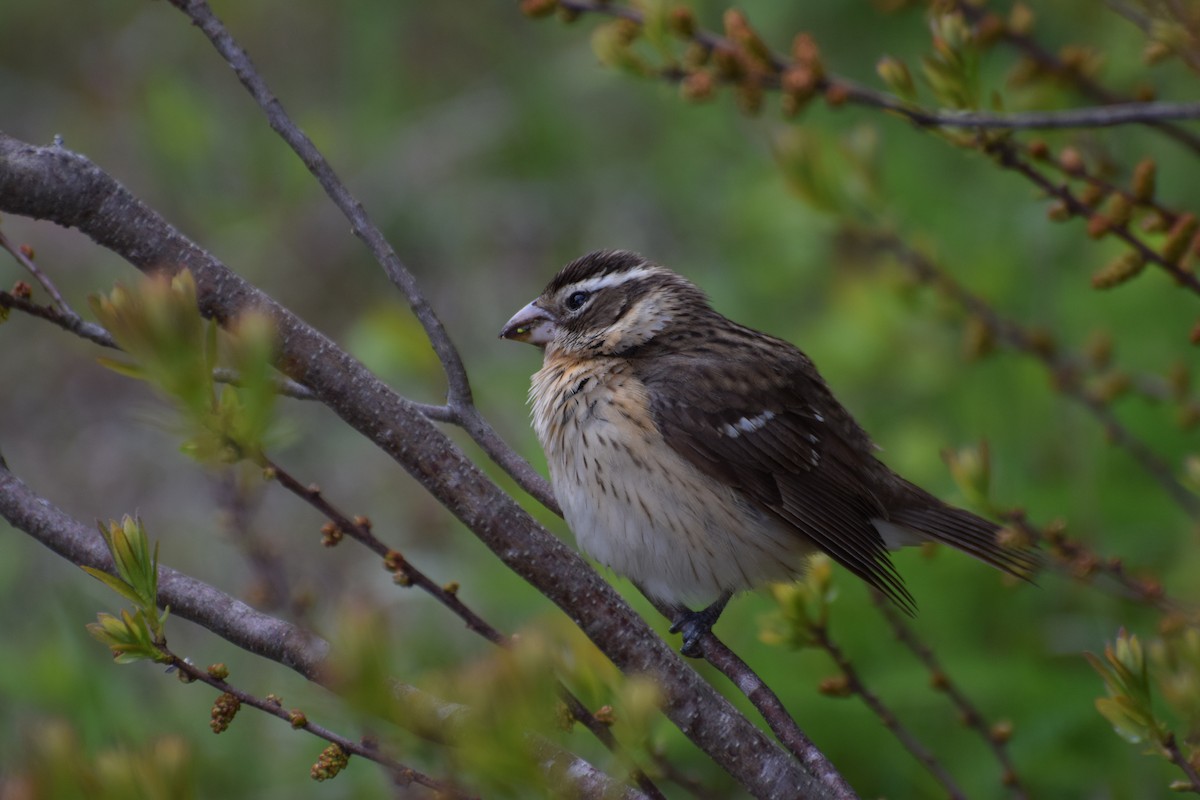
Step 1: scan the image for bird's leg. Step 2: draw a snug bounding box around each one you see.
[669,592,732,658]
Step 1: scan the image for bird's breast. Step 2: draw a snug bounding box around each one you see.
[529,356,811,605]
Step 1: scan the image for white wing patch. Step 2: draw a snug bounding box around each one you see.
[721,410,776,438]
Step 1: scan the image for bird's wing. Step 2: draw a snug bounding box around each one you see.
[640,348,915,611]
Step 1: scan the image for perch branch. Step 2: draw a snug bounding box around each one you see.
[0,132,834,799]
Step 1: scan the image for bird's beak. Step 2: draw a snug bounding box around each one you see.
[500,301,557,346]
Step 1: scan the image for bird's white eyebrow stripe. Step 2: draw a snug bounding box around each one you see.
[565,266,662,296]
[721,410,776,438]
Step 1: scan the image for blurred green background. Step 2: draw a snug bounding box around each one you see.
[1,1,1198,797]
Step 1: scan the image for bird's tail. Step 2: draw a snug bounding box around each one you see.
[887,501,1040,580]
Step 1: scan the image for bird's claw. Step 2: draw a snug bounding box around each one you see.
[670,613,711,658]
[669,594,730,658]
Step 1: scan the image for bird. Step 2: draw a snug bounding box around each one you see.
[500,249,1037,657]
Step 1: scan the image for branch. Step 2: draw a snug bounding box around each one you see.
[0,460,330,679]
[555,1,1200,130]
[953,0,1200,154]
[263,457,509,645]
[261,457,665,797]
[877,99,1200,131]
[645,596,858,800]
[167,656,467,796]
[846,227,1200,518]
[164,0,471,406]
[0,460,651,800]
[165,0,557,512]
[1163,731,1200,794]
[0,289,118,348]
[810,621,967,800]
[0,132,832,799]
[871,594,1028,797]
[0,225,74,314]
[984,139,1200,296]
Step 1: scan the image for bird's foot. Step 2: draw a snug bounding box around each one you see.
[669,593,731,658]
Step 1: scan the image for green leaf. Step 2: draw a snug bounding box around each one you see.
[86,609,168,664]
[81,566,144,607]
[1095,696,1153,744]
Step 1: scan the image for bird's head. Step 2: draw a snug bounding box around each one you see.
[500,250,711,357]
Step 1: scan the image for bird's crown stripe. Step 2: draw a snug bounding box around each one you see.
[565,266,662,296]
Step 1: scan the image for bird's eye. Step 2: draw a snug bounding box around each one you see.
[565,291,591,311]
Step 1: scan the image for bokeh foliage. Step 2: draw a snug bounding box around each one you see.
[2,0,1199,797]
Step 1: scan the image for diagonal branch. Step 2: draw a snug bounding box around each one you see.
[261,457,667,798]
[165,0,471,408]
[0,461,651,800]
[0,132,834,799]
[165,0,557,513]
[0,226,75,315]
[871,593,1028,798]
[644,595,858,799]
[810,620,967,800]
[847,228,1200,518]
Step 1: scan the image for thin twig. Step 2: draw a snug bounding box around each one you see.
[848,228,1200,518]
[556,1,1200,130]
[0,289,320,401]
[167,0,558,513]
[871,593,1028,798]
[1007,511,1188,615]
[263,456,509,643]
[0,290,118,348]
[984,139,1200,296]
[647,748,725,800]
[0,226,75,315]
[1022,140,1182,227]
[212,471,295,614]
[687,625,859,800]
[0,461,653,800]
[955,0,1200,155]
[882,99,1200,131]
[261,457,668,799]
[1162,731,1200,794]
[165,652,469,796]
[1109,0,1200,76]
[810,621,967,800]
[210,367,317,400]
[165,0,471,409]
[557,690,668,800]
[455,407,561,513]
[0,240,318,397]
